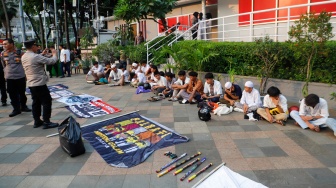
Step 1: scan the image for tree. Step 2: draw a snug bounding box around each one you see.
[114,0,177,31]
[288,11,334,96]
[0,0,18,38]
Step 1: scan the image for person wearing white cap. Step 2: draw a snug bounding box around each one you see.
[201,72,222,102]
[220,81,242,106]
[131,62,141,74]
[234,81,261,113]
[108,64,125,86]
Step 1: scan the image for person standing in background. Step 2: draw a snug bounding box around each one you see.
[197,12,206,40]
[134,31,145,45]
[59,45,71,78]
[205,13,213,40]
[191,12,199,39]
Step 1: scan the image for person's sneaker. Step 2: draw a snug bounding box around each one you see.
[21,106,32,112]
[33,120,44,128]
[234,108,244,112]
[42,122,59,129]
[2,102,7,106]
[179,99,189,104]
[9,110,21,117]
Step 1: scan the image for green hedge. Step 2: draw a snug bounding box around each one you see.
[169,40,336,84]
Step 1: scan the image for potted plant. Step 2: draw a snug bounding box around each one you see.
[81,58,91,74]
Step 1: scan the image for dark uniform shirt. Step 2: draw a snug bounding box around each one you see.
[225,84,242,99]
[1,51,26,79]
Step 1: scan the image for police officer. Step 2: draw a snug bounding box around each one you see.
[21,39,59,129]
[1,38,31,117]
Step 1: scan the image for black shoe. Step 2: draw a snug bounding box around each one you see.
[2,102,7,106]
[21,106,32,112]
[67,75,71,77]
[42,122,59,129]
[9,111,21,117]
[244,114,249,119]
[60,76,65,78]
[33,120,44,128]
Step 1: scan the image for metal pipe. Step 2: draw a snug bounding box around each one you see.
[19,0,26,42]
[43,0,48,48]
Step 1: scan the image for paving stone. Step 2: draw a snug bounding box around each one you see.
[0,144,24,153]
[192,133,213,141]
[29,162,63,176]
[15,144,42,153]
[1,153,31,164]
[42,175,75,188]
[254,169,315,186]
[253,138,277,147]
[68,175,99,188]
[96,175,125,188]
[224,126,244,132]
[150,173,177,188]
[53,162,84,175]
[236,170,260,182]
[122,174,150,188]
[233,139,257,148]
[240,125,262,132]
[239,148,266,158]
[304,168,336,184]
[16,176,50,188]
[174,117,189,122]
[0,176,26,188]
[315,154,336,167]
[260,146,288,157]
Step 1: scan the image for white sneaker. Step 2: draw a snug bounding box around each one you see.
[234,108,244,112]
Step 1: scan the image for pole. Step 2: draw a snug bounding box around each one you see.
[96,0,99,45]
[19,0,26,42]
[43,0,48,48]
[54,0,59,51]
[77,0,80,49]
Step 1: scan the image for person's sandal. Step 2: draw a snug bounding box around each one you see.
[276,120,286,126]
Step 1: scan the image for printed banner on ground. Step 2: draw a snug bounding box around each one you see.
[56,94,101,106]
[26,84,69,94]
[81,112,189,168]
[50,90,74,99]
[66,100,121,118]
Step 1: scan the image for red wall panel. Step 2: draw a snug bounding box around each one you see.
[253,0,276,24]
[178,15,190,31]
[311,0,336,15]
[167,17,177,29]
[278,0,308,20]
[239,0,252,25]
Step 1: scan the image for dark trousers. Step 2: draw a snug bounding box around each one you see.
[207,97,220,103]
[192,30,198,39]
[0,71,7,103]
[29,85,52,122]
[7,77,27,111]
[60,61,71,76]
[47,63,59,77]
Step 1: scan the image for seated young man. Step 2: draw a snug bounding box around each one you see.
[201,72,223,102]
[86,61,104,81]
[257,86,288,126]
[104,61,112,79]
[120,64,130,83]
[221,81,242,106]
[140,60,151,75]
[290,94,336,134]
[130,72,147,88]
[161,72,175,97]
[147,65,158,86]
[130,62,141,73]
[234,81,262,113]
[169,70,190,102]
[108,64,125,86]
[151,71,168,95]
[179,71,203,104]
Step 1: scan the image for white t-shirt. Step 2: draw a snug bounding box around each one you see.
[154,76,168,87]
[203,80,223,97]
[240,88,262,107]
[132,66,141,74]
[87,65,104,76]
[299,98,329,118]
[109,69,123,80]
[123,70,130,81]
[137,72,147,83]
[60,49,70,62]
[174,77,190,85]
[141,64,150,74]
[263,94,288,112]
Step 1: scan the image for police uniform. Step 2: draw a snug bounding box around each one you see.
[21,39,59,129]
[1,46,31,117]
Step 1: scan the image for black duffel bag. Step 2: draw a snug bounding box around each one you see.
[58,116,85,157]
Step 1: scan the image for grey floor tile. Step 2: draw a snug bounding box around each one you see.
[1,153,32,164]
[150,173,177,188]
[234,139,257,148]
[42,175,75,188]
[239,147,265,158]
[0,153,11,162]
[241,125,262,132]
[68,175,100,188]
[253,138,277,147]
[83,143,95,153]
[254,169,315,186]
[221,120,239,126]
[236,170,260,182]
[0,144,24,153]
[260,146,288,157]
[174,117,189,122]
[207,125,227,132]
[53,162,84,175]
[304,168,336,184]
[122,174,150,188]
[236,120,257,126]
[64,152,91,163]
[192,133,213,141]
[96,175,125,188]
[15,144,42,153]
[224,126,244,132]
[16,176,50,188]
[0,176,26,188]
[44,147,70,163]
[29,162,63,176]
[257,124,278,131]
[6,125,57,137]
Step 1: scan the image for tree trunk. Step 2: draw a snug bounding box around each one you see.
[25,11,41,43]
[64,0,70,49]
[259,76,268,95]
[38,13,45,49]
[66,0,77,49]
[59,11,63,45]
[1,0,11,38]
[159,17,168,31]
[80,9,85,29]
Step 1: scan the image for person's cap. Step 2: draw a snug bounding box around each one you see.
[245,81,254,88]
[225,82,232,89]
[23,39,36,47]
[132,63,137,67]
[111,64,116,69]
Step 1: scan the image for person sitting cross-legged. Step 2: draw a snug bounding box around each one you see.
[161,72,176,98]
[179,71,203,104]
[290,93,336,134]
[201,72,222,102]
[257,86,288,126]
[86,61,104,81]
[220,81,242,106]
[130,72,147,88]
[234,81,262,114]
[108,64,125,86]
[151,71,168,95]
[169,70,190,102]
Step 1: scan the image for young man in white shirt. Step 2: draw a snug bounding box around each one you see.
[108,64,125,86]
[140,60,151,75]
[169,70,190,102]
[161,72,175,97]
[201,72,223,102]
[120,64,130,83]
[257,86,288,126]
[86,61,104,81]
[234,81,262,114]
[131,62,141,74]
[130,72,146,88]
[152,71,167,95]
[290,94,336,135]
[59,45,71,78]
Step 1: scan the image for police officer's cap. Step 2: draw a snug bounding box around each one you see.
[23,39,36,48]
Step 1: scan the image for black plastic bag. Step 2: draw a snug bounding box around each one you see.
[58,116,85,157]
